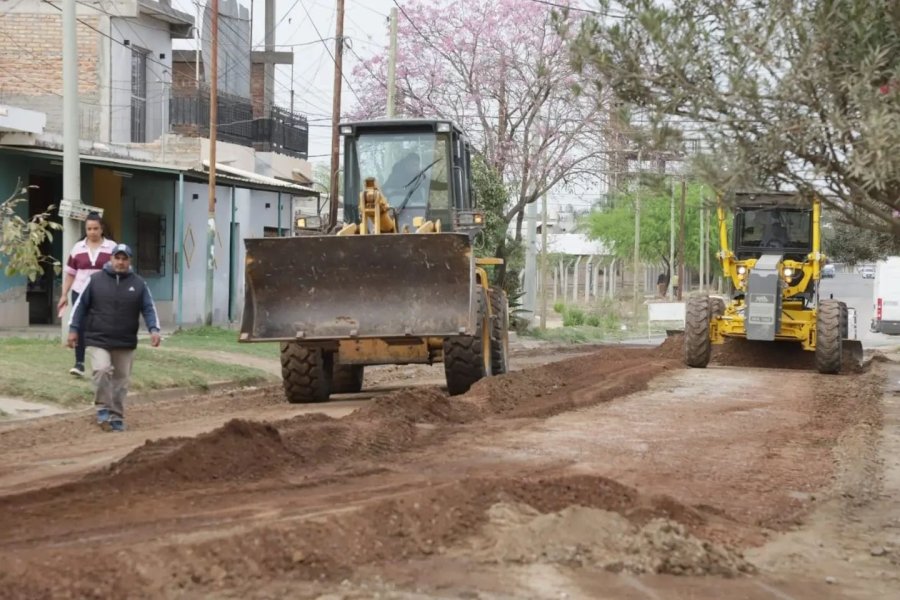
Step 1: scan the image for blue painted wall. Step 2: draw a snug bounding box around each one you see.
[120,174,175,301]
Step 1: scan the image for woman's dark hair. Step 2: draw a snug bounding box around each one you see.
[82,212,104,240]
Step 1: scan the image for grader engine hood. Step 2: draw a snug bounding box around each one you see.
[239,234,475,341]
[745,254,784,341]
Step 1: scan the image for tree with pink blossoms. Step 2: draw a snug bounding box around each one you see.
[349,0,609,248]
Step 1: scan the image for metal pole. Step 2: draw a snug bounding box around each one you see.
[205,0,219,326]
[699,199,704,292]
[195,3,201,88]
[678,178,686,301]
[523,199,537,323]
[277,191,282,234]
[329,0,345,229]
[632,150,641,311]
[386,7,398,117]
[176,173,184,328]
[669,177,675,299]
[540,193,549,330]
[264,0,276,111]
[61,0,81,342]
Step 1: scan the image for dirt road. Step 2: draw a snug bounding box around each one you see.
[0,341,898,599]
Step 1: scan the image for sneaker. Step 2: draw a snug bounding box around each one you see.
[69,363,85,378]
[107,420,126,433]
[96,408,109,426]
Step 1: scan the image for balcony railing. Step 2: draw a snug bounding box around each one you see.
[169,90,309,160]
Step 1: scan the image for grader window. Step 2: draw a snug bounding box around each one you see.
[737,208,812,251]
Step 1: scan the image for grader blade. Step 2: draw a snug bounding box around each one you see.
[842,340,864,368]
[240,233,475,341]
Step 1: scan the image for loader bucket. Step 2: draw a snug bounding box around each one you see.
[240,233,475,341]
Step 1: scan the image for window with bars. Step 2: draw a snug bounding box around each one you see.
[131,48,148,143]
[136,212,166,276]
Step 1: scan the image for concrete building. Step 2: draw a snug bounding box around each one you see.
[0,0,317,329]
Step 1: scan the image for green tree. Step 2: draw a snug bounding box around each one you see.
[582,181,718,274]
[0,182,61,281]
[566,0,900,239]
[471,153,524,299]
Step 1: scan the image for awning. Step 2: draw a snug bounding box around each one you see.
[0,146,319,197]
[197,160,319,197]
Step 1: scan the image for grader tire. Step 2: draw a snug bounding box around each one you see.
[489,286,510,375]
[816,300,843,374]
[280,343,332,403]
[838,301,849,339]
[684,296,713,368]
[332,363,364,394]
[444,288,491,395]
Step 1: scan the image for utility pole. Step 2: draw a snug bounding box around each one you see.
[205,0,219,326]
[699,198,705,292]
[523,200,538,324]
[60,0,81,342]
[329,0,345,228]
[678,178,686,301]
[540,194,549,330]
[632,150,641,312]
[669,177,675,299]
[386,7,398,117]
[264,0,276,112]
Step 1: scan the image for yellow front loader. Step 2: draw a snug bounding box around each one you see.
[684,192,861,374]
[240,119,509,402]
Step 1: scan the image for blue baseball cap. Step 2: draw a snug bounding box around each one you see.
[112,243,133,257]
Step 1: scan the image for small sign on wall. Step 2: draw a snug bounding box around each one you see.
[58,200,104,221]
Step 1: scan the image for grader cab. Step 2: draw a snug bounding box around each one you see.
[684,192,861,373]
[239,119,509,402]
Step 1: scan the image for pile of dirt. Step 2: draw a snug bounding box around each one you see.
[660,333,865,373]
[99,419,295,486]
[351,386,480,424]
[93,474,729,591]
[470,502,754,576]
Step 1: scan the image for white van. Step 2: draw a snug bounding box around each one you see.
[871,256,900,335]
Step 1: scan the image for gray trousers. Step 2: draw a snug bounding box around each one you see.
[86,347,135,420]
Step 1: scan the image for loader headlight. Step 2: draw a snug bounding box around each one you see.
[783,267,794,277]
[737,266,747,275]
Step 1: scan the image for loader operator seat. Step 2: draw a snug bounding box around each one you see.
[383,153,420,192]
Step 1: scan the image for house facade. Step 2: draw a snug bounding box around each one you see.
[0,0,317,328]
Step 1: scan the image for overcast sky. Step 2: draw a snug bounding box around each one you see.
[172,0,396,164]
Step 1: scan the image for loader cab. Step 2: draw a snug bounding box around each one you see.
[732,193,814,262]
[340,119,476,232]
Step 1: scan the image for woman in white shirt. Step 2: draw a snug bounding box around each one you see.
[57,212,117,377]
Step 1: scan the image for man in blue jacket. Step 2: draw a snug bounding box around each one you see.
[68,243,161,431]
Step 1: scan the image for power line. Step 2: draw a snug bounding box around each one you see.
[297,0,361,105]
[522,0,632,19]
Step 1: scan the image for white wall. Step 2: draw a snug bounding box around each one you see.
[175,183,292,326]
[109,14,173,144]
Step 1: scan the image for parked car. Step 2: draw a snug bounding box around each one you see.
[861,266,876,279]
[822,263,835,278]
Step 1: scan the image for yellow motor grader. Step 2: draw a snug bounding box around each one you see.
[684,191,861,373]
[239,119,509,402]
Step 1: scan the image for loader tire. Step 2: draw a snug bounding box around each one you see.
[332,363,364,394]
[816,300,843,374]
[280,343,332,403]
[489,286,509,375]
[444,288,491,395]
[684,295,712,368]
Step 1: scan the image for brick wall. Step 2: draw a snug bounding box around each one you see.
[0,14,102,137]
